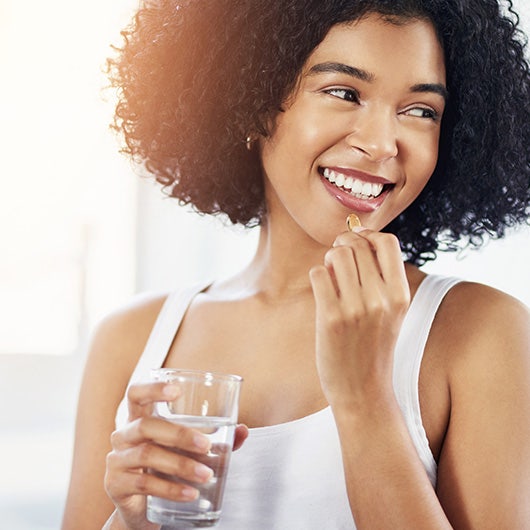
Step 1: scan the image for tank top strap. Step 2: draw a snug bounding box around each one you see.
[128,280,212,383]
[392,274,462,484]
[115,279,211,428]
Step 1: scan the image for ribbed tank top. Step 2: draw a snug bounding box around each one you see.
[115,274,461,529]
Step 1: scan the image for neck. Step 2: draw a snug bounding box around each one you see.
[237,216,329,300]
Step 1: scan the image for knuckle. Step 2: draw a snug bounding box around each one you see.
[137,442,154,464]
[324,311,347,333]
[105,451,118,478]
[343,307,362,324]
[105,449,117,470]
[392,291,410,312]
[134,472,150,494]
[309,264,327,279]
[326,246,351,262]
[103,464,119,495]
[134,417,150,438]
[126,383,141,401]
[103,470,114,496]
[167,422,187,445]
[350,235,369,248]
[110,429,122,447]
[364,296,388,317]
[334,233,352,246]
[379,232,400,248]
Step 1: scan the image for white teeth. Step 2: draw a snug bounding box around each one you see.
[322,168,386,199]
[361,182,372,196]
[372,183,383,196]
[351,179,363,194]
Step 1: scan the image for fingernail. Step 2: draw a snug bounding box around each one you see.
[351,226,366,233]
[195,463,214,481]
[181,486,199,500]
[163,384,179,398]
[193,434,211,451]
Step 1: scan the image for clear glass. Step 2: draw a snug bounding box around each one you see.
[147,369,242,528]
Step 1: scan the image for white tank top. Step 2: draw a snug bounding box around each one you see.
[116,274,460,529]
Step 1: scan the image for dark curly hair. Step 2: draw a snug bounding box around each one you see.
[107,0,530,265]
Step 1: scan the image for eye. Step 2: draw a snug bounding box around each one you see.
[403,106,440,121]
[323,88,360,103]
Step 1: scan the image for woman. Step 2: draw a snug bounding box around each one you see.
[62,0,530,528]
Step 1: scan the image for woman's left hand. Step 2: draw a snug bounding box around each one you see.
[309,227,410,409]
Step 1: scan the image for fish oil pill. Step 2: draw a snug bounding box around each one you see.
[346,213,361,231]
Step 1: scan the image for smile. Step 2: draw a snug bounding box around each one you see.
[322,168,387,199]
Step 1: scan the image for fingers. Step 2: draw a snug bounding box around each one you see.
[332,228,407,287]
[105,465,201,504]
[107,442,213,486]
[314,227,410,317]
[126,382,180,421]
[233,424,249,451]
[105,416,215,506]
[111,415,211,454]
[310,264,339,310]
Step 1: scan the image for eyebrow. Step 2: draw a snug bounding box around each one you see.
[410,83,449,101]
[307,61,449,101]
[308,62,375,82]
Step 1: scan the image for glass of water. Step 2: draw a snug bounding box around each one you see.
[147,368,242,528]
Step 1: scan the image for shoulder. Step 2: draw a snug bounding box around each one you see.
[432,281,530,525]
[93,291,169,352]
[436,280,529,358]
[431,278,530,399]
[91,292,169,360]
[84,292,170,396]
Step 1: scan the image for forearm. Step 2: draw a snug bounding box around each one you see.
[333,398,452,530]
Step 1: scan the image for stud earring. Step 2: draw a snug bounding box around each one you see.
[245,135,254,151]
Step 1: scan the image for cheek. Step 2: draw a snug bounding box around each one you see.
[262,104,338,168]
[261,135,315,188]
[403,131,440,187]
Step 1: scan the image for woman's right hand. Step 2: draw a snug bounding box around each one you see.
[103,382,215,530]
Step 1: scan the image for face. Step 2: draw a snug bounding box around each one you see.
[260,14,447,246]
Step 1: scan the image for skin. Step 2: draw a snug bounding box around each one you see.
[62,15,530,530]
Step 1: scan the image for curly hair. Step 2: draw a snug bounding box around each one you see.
[107,0,530,265]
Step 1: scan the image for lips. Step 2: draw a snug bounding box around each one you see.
[319,166,394,212]
[321,167,392,199]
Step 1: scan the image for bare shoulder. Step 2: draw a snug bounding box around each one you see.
[93,292,169,358]
[432,281,530,527]
[431,280,530,395]
[86,291,170,391]
[434,281,530,367]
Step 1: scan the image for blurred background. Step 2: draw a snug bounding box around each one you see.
[0,1,529,528]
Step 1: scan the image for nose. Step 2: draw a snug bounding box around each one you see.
[345,106,398,162]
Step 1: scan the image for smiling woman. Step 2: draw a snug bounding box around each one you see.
[62,1,530,529]
[260,17,446,245]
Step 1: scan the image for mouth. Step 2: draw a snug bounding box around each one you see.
[320,167,394,200]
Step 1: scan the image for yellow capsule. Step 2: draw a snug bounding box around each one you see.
[346,213,361,231]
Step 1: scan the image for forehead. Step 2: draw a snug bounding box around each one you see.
[304,14,446,83]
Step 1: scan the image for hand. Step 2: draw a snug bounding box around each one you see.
[104,382,248,530]
[309,228,410,410]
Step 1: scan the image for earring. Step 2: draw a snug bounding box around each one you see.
[245,135,253,151]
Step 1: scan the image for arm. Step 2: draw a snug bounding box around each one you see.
[310,228,453,529]
[61,295,167,530]
[309,229,530,529]
[434,284,530,528]
[61,294,250,530]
